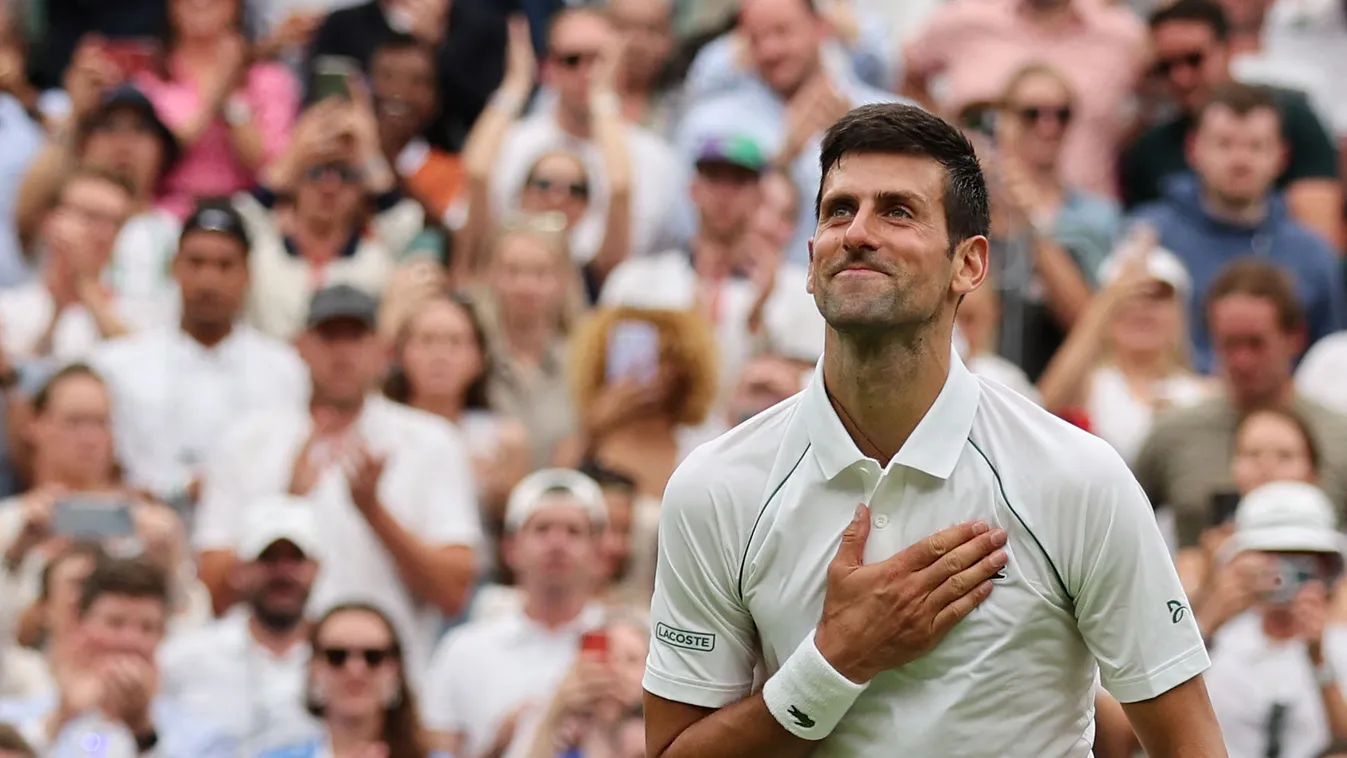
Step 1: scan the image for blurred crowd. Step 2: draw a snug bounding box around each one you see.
[0,0,1343,756]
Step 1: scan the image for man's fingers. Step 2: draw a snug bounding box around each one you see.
[829,504,871,574]
[926,547,1008,609]
[896,521,997,572]
[930,579,994,635]
[916,528,1007,592]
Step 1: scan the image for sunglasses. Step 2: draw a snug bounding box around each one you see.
[304,163,361,183]
[320,646,398,668]
[527,176,589,199]
[1151,50,1206,78]
[1014,106,1073,126]
[552,50,600,69]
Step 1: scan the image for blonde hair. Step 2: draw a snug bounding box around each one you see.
[474,217,587,340]
[998,62,1077,108]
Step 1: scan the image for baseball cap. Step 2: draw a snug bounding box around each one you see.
[238,494,324,562]
[306,283,379,330]
[86,84,180,169]
[504,468,608,533]
[1226,481,1347,558]
[181,199,250,250]
[695,134,768,175]
[1097,245,1192,297]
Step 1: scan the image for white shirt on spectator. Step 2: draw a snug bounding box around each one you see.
[1296,331,1347,414]
[89,324,308,499]
[158,607,318,754]
[421,604,605,758]
[1086,365,1213,466]
[110,209,182,327]
[487,112,688,264]
[965,352,1040,405]
[0,283,132,363]
[1258,0,1347,136]
[1206,613,1347,758]
[644,351,1208,756]
[194,395,480,675]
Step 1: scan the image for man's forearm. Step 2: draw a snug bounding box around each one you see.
[649,692,815,758]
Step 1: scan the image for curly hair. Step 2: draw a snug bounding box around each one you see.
[568,307,719,428]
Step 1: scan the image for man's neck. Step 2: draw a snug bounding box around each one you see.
[500,310,551,365]
[248,615,309,657]
[1202,188,1268,226]
[294,215,345,252]
[311,395,366,427]
[329,712,384,755]
[180,317,234,349]
[522,589,590,629]
[31,465,112,493]
[556,104,592,140]
[822,326,953,466]
[410,391,463,423]
[1231,380,1295,414]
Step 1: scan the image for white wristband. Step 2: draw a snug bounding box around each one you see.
[763,630,869,741]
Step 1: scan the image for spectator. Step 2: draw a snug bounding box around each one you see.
[721,353,813,430]
[0,556,234,756]
[0,724,32,758]
[34,1,164,93]
[1120,0,1341,247]
[7,543,105,672]
[135,0,299,221]
[383,294,532,530]
[981,63,1122,379]
[260,602,448,758]
[0,3,44,289]
[307,0,507,152]
[1194,482,1347,758]
[675,0,896,265]
[1253,0,1347,151]
[901,0,1145,199]
[608,0,677,135]
[1133,259,1347,549]
[1130,82,1343,373]
[1038,236,1212,463]
[599,139,821,406]
[239,97,423,341]
[89,199,308,508]
[159,498,322,753]
[0,168,134,363]
[488,9,681,280]
[577,461,641,609]
[423,469,607,757]
[955,278,1041,404]
[194,284,480,675]
[1297,324,1347,415]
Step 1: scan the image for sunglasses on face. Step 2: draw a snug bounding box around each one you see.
[320,646,398,669]
[1014,105,1072,126]
[1151,50,1206,78]
[304,163,361,183]
[552,50,600,69]
[527,176,589,200]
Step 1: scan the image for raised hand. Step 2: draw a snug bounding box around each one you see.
[814,505,1007,683]
[502,15,537,95]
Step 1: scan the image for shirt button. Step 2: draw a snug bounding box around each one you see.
[873,514,889,529]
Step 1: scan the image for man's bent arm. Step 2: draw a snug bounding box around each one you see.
[1119,676,1226,758]
[644,691,815,758]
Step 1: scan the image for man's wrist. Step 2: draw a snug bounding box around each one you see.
[812,626,869,685]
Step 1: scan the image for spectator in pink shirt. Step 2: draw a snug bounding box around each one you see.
[136,0,299,221]
[901,0,1146,199]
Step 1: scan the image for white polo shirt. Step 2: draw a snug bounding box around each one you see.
[644,352,1209,757]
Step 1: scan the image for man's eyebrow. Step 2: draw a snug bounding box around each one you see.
[875,190,924,208]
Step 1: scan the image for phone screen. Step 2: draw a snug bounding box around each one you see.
[605,320,660,385]
[311,56,359,101]
[101,40,159,79]
[1209,492,1241,528]
[53,498,135,539]
[580,630,609,659]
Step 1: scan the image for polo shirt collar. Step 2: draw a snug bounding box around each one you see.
[802,348,982,481]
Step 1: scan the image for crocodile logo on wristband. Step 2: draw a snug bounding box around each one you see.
[788,706,816,729]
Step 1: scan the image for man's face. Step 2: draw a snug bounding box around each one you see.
[598,488,634,583]
[489,233,566,326]
[82,108,165,200]
[241,540,317,631]
[298,319,383,407]
[1151,20,1229,113]
[691,162,762,243]
[33,375,115,482]
[609,0,673,84]
[809,152,985,336]
[544,12,618,117]
[370,45,437,147]
[173,230,249,328]
[46,177,132,269]
[507,498,599,592]
[1209,294,1301,407]
[740,0,822,97]
[80,594,167,662]
[1190,105,1284,206]
[295,160,364,226]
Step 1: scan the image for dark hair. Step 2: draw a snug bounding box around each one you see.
[77,556,171,618]
[1198,81,1280,124]
[307,603,428,758]
[1148,0,1230,41]
[1205,258,1305,335]
[1234,406,1322,473]
[31,363,105,415]
[383,293,491,411]
[0,723,35,757]
[816,103,990,250]
[578,459,637,494]
[373,30,436,61]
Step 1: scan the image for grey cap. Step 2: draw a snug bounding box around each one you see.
[306,284,378,330]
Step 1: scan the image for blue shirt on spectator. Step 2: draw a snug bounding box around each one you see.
[0,94,43,288]
[258,735,456,758]
[0,692,236,757]
[1129,172,1345,373]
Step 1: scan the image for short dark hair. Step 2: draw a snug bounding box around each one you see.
[0,723,35,757]
[578,459,638,493]
[1205,258,1305,334]
[1148,0,1230,41]
[816,103,990,250]
[1198,81,1280,124]
[77,556,171,618]
[31,363,105,415]
[372,31,438,73]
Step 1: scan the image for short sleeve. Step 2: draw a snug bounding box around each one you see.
[643,462,759,709]
[1280,92,1339,183]
[414,422,481,547]
[1067,454,1210,703]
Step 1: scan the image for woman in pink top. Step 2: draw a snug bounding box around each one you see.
[136,0,298,220]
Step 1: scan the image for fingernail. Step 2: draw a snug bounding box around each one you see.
[971,521,988,535]
[990,529,1007,546]
[992,550,1007,566]
[854,504,865,520]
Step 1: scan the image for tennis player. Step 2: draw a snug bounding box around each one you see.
[642,104,1226,757]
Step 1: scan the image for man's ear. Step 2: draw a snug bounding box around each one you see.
[951,235,989,298]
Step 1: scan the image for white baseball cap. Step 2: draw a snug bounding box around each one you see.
[1226,481,1347,558]
[1097,245,1192,298]
[505,468,608,533]
[238,494,324,562]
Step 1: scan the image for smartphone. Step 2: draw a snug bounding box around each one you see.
[311,56,360,102]
[605,320,660,385]
[1266,555,1320,605]
[100,39,159,79]
[1209,492,1241,527]
[580,630,609,660]
[52,497,135,540]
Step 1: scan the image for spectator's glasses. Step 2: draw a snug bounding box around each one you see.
[304,162,362,184]
[1013,105,1072,127]
[552,50,601,69]
[319,646,399,668]
[1151,50,1206,78]
[527,176,590,200]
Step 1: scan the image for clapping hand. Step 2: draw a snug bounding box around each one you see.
[341,438,387,515]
